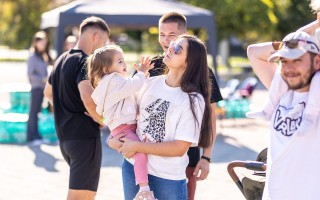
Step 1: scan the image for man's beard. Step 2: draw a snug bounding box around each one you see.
[283,63,316,90]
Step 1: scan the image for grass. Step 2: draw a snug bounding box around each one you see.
[0,58,27,62]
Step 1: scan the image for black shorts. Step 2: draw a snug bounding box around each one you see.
[60,138,102,191]
[187,147,200,167]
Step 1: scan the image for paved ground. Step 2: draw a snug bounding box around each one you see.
[0,61,270,199]
[0,118,269,200]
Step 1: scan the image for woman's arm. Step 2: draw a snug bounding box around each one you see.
[119,139,191,158]
[44,82,53,105]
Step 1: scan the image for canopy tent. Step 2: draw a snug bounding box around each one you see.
[41,0,219,77]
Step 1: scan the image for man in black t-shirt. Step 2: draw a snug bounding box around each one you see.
[44,16,110,200]
[151,12,223,200]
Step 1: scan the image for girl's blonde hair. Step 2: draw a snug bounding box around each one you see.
[310,0,320,12]
[87,45,123,88]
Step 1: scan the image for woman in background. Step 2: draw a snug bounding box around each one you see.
[26,31,53,145]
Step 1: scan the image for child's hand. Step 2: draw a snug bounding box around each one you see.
[134,56,155,76]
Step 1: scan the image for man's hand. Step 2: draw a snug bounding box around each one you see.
[194,158,210,181]
[84,112,104,128]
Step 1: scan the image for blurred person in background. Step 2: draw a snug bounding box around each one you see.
[26,31,53,146]
[63,35,77,52]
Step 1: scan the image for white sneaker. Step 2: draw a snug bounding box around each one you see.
[134,191,157,200]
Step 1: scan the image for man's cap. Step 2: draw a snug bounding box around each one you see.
[268,31,320,62]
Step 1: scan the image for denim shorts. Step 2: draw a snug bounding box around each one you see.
[122,159,187,200]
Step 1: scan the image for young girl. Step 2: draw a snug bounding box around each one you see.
[87,45,156,200]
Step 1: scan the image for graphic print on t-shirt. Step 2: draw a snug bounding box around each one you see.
[140,98,170,143]
[273,102,305,136]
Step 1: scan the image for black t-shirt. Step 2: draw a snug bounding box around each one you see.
[149,54,223,103]
[48,49,100,141]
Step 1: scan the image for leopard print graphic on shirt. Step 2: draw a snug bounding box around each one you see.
[141,98,170,143]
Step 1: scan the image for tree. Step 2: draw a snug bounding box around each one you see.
[180,0,314,44]
[0,0,59,49]
[276,0,315,39]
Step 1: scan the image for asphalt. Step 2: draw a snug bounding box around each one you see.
[0,60,270,200]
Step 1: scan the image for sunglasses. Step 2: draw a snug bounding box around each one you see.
[169,41,183,54]
[35,37,45,42]
[272,39,320,51]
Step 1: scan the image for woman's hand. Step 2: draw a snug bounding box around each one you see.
[107,133,126,150]
[118,138,137,158]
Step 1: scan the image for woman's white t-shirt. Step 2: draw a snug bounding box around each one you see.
[134,75,205,180]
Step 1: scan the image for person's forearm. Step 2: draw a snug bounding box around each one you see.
[132,140,191,157]
[78,80,104,124]
[247,42,277,88]
[46,97,53,106]
[84,99,103,123]
[44,82,53,105]
[202,103,217,158]
[297,19,319,35]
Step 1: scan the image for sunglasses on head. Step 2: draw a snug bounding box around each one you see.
[35,37,45,42]
[169,41,183,54]
[272,39,320,51]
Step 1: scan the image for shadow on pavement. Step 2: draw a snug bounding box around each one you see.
[212,134,260,163]
[28,145,60,172]
[22,120,264,168]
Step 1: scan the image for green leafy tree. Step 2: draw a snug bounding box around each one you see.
[180,0,314,43]
[275,0,315,39]
[0,0,56,49]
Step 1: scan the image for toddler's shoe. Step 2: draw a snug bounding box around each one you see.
[134,191,157,200]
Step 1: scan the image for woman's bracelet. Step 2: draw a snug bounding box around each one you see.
[201,155,211,163]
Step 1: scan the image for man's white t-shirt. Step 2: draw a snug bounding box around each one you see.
[133,75,205,180]
[263,90,320,200]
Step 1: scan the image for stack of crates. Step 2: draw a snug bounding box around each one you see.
[217,99,250,119]
[0,83,57,143]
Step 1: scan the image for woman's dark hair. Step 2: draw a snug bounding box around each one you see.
[179,35,213,148]
[30,31,53,65]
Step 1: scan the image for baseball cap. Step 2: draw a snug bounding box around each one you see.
[268,31,320,62]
